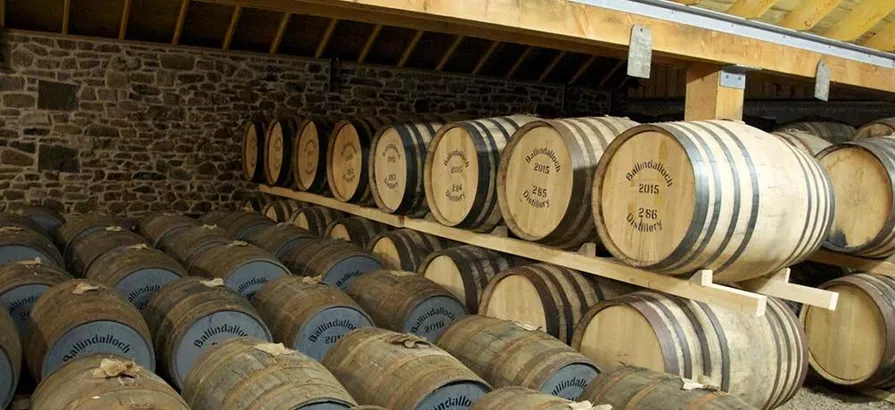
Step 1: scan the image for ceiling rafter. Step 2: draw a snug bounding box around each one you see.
[314,18,339,59]
[62,0,71,34]
[472,40,500,75]
[777,0,842,31]
[436,35,464,71]
[172,0,191,45]
[358,24,383,63]
[397,29,424,68]
[269,12,291,54]
[118,0,132,40]
[568,54,597,85]
[598,60,626,88]
[222,5,242,50]
[0,0,5,28]
[538,50,566,82]
[863,20,895,51]
[824,0,895,41]
[505,46,532,79]
[726,0,777,18]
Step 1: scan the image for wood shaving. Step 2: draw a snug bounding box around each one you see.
[255,343,292,357]
[73,283,101,294]
[513,321,541,331]
[388,270,417,277]
[17,258,42,266]
[568,402,611,410]
[301,276,323,284]
[386,334,431,349]
[104,226,123,232]
[92,358,138,379]
[681,377,719,392]
[0,227,24,232]
[127,243,150,250]
[201,278,225,287]
[228,240,249,247]
[201,224,218,229]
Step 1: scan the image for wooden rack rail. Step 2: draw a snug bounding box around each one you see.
[260,185,840,317]
[810,249,895,278]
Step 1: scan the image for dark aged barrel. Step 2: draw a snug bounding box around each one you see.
[85,244,186,311]
[184,337,357,410]
[800,274,895,388]
[370,120,446,216]
[16,205,65,237]
[817,136,895,258]
[281,238,382,290]
[775,121,857,143]
[498,117,639,249]
[772,130,832,156]
[55,214,130,256]
[242,119,266,183]
[67,227,147,276]
[0,309,20,410]
[241,195,265,212]
[294,117,337,193]
[25,279,155,381]
[857,117,895,139]
[189,241,290,299]
[264,116,298,187]
[160,224,231,269]
[325,216,390,248]
[328,116,406,204]
[220,211,276,240]
[581,366,755,410]
[262,199,305,222]
[479,264,633,344]
[368,229,448,272]
[321,328,490,409]
[144,277,272,390]
[31,354,190,410]
[593,120,834,283]
[0,212,47,237]
[0,226,64,267]
[137,213,199,248]
[572,292,806,410]
[346,270,466,342]
[420,245,525,314]
[198,211,231,225]
[437,315,599,400]
[253,276,374,361]
[0,260,71,335]
[246,222,316,259]
[425,115,539,232]
[471,387,595,410]
[293,206,345,236]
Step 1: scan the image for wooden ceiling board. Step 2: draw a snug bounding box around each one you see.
[6,0,65,32]
[179,1,234,48]
[276,14,332,57]
[69,0,126,38]
[126,0,182,42]
[229,7,282,52]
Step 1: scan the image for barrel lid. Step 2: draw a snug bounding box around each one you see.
[372,127,409,212]
[421,255,465,303]
[328,122,364,202]
[426,124,480,226]
[296,121,321,190]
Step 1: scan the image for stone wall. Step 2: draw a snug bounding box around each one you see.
[0,31,610,215]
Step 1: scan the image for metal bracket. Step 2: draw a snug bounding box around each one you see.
[627,25,652,79]
[718,64,760,90]
[814,60,830,101]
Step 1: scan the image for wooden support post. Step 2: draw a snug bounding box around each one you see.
[357,24,382,63]
[269,12,291,54]
[436,35,464,71]
[314,18,339,59]
[538,50,566,82]
[397,30,424,68]
[118,0,132,40]
[684,63,745,121]
[569,54,597,85]
[472,41,499,75]
[62,0,71,34]
[505,46,532,79]
[173,0,190,45]
[222,6,242,50]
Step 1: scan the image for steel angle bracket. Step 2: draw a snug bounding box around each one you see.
[719,64,760,90]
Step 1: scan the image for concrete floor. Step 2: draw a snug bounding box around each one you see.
[779,383,895,410]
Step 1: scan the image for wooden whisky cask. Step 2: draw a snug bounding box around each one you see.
[346,270,466,342]
[55,214,130,256]
[264,116,298,187]
[370,120,446,216]
[253,276,374,361]
[0,226,64,268]
[498,117,638,249]
[857,117,895,139]
[221,211,276,240]
[66,227,147,276]
[800,273,895,388]
[160,224,232,269]
[144,277,272,390]
[368,229,447,272]
[85,244,186,311]
[479,263,631,344]
[816,136,895,258]
[326,117,391,204]
[775,121,857,143]
[198,211,231,225]
[0,309,20,410]
[137,213,199,248]
[294,117,337,193]
[246,222,316,259]
[437,315,599,400]
[593,120,834,283]
[281,238,382,289]
[771,130,832,156]
[425,115,539,232]
[325,216,390,248]
[321,328,490,409]
[184,337,356,410]
[242,119,266,183]
[293,206,346,236]
[0,212,47,237]
[581,366,755,410]
[572,291,806,410]
[189,240,290,299]
[17,205,65,238]
[0,260,71,335]
[25,279,155,381]
[471,387,594,410]
[31,355,190,410]
[420,245,525,314]
[241,195,265,212]
[786,261,851,313]
[262,199,305,222]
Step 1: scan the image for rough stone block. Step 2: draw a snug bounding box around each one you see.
[38,144,80,172]
[37,81,78,110]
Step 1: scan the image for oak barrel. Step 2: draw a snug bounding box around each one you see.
[0,309,20,410]
[420,245,524,314]
[325,216,390,248]
[293,206,345,236]
[25,279,155,381]
[857,117,895,139]
[66,226,147,276]
[800,273,895,388]
[593,121,834,283]
[425,115,539,232]
[210,210,276,240]
[580,366,754,410]
[816,136,895,258]
[368,228,448,272]
[264,116,298,186]
[0,226,64,268]
[786,262,851,313]
[775,121,857,143]
[189,240,290,299]
[370,121,446,216]
[572,291,806,409]
[498,117,639,248]
[328,116,404,204]
[437,315,599,400]
[470,387,595,410]
[16,205,65,237]
[262,199,305,222]
[198,211,231,225]
[31,355,190,410]
[321,328,490,409]
[771,130,832,156]
[144,277,272,389]
[294,117,337,193]
[253,276,374,361]
[246,222,316,259]
[241,195,265,212]
[137,213,199,248]
[55,214,129,256]
[85,244,186,311]
[479,263,631,344]
[242,119,266,183]
[0,212,47,237]
[159,224,231,269]
[183,337,356,410]
[281,237,382,289]
[0,259,71,335]
[346,270,466,341]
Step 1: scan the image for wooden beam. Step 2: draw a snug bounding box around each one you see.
[569,54,597,85]
[62,0,71,34]
[726,0,777,18]
[777,0,842,31]
[538,50,566,82]
[505,46,533,79]
[824,0,895,41]
[672,0,703,4]
[358,24,383,63]
[269,12,291,54]
[314,18,339,59]
[864,21,895,51]
[472,41,499,75]
[397,29,424,68]
[118,0,132,40]
[597,59,625,87]
[173,0,190,45]
[222,6,242,50]
[435,35,464,71]
[1,0,6,28]
[684,63,745,121]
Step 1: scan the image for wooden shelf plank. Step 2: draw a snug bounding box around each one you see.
[809,249,895,278]
[261,185,404,227]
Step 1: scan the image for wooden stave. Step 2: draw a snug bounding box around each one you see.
[592,121,835,283]
[497,117,638,249]
[369,121,445,216]
[0,212,49,238]
[66,228,148,277]
[368,228,447,272]
[246,223,317,259]
[16,205,66,238]
[785,261,851,314]
[0,309,20,410]
[327,116,403,204]
[187,241,290,300]
[324,216,390,248]
[31,354,190,410]
[220,212,276,240]
[469,386,579,410]
[85,244,187,311]
[264,116,298,187]
[293,206,346,236]
[198,211,232,225]
[55,214,130,256]
[857,117,895,139]
[0,261,72,335]
[321,327,490,409]
[137,213,199,248]
[771,130,833,156]
[571,291,807,410]
[294,117,337,193]
[159,225,232,269]
[182,337,356,410]
[242,119,267,183]
[419,245,524,314]
[281,238,382,289]
[0,226,64,268]
[775,121,857,143]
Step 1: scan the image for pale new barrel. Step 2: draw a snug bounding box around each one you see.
[189,240,290,299]
[420,245,525,314]
[85,244,186,311]
[471,387,593,410]
[137,213,199,248]
[498,117,638,248]
[775,121,857,143]
[242,119,266,183]
[0,226,63,267]
[144,277,272,390]
[593,121,834,283]
[159,224,231,269]
[280,238,382,289]
[857,117,895,139]
[328,116,404,204]
[294,117,336,193]
[772,130,832,155]
[368,228,447,271]
[66,226,147,276]
[425,115,539,232]
[264,116,298,187]
[0,260,71,335]
[293,206,345,236]
[370,121,445,216]
[325,216,390,248]
[246,222,316,259]
[0,309,20,410]
[17,205,65,238]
